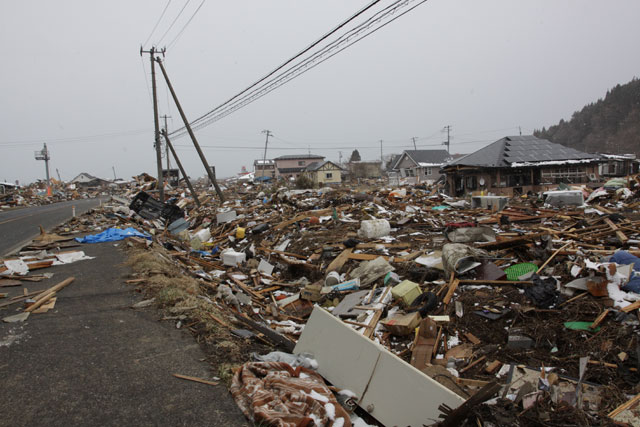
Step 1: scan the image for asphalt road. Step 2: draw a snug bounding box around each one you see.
[0,241,248,426]
[0,199,105,256]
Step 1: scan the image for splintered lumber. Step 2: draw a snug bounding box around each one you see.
[229,275,264,300]
[326,248,353,273]
[590,308,611,329]
[559,292,588,307]
[604,218,628,243]
[459,355,486,374]
[438,382,501,427]
[173,373,219,387]
[536,241,573,274]
[25,277,75,313]
[0,279,22,287]
[621,300,640,313]
[442,279,459,305]
[364,309,383,340]
[608,393,640,419]
[235,314,296,351]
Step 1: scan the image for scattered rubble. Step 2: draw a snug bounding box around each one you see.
[5,173,640,426]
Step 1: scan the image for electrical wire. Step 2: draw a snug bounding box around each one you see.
[140,56,153,104]
[156,0,191,46]
[170,0,430,138]
[178,0,402,134]
[174,0,383,133]
[166,0,206,51]
[143,0,173,47]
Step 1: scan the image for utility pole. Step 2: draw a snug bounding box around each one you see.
[162,114,172,171]
[519,126,522,136]
[155,57,225,202]
[339,151,343,166]
[162,130,200,207]
[443,125,451,155]
[140,46,165,201]
[261,130,273,179]
[56,168,62,182]
[411,137,417,150]
[380,140,383,163]
[112,166,117,181]
[34,143,51,194]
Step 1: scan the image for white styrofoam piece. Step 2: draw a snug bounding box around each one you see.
[294,307,464,426]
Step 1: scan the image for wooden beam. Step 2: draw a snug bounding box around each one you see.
[326,248,353,273]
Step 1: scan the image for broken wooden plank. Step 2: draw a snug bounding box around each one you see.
[25,277,75,313]
[590,308,611,329]
[442,279,459,306]
[621,300,640,313]
[459,355,486,374]
[608,393,640,419]
[173,373,219,387]
[464,332,481,345]
[604,217,628,243]
[326,248,353,273]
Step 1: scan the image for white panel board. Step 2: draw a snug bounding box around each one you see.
[294,307,465,426]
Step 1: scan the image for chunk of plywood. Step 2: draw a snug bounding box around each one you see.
[294,307,464,427]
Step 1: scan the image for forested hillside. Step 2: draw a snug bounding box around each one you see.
[535,78,640,154]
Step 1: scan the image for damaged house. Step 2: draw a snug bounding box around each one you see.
[441,135,602,197]
[274,154,325,179]
[391,149,451,184]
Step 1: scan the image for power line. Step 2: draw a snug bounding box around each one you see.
[140,56,153,104]
[143,0,173,47]
[170,0,430,138]
[167,0,206,50]
[156,0,192,46]
[173,0,383,135]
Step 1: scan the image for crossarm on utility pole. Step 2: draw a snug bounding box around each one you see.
[155,57,225,202]
[162,130,201,208]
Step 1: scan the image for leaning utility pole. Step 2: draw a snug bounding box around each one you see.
[443,125,451,155]
[411,137,417,150]
[34,143,51,193]
[56,168,62,182]
[161,114,172,171]
[261,130,272,179]
[140,46,165,201]
[162,129,200,207]
[155,57,225,202]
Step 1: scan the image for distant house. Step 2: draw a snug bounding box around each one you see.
[392,150,451,184]
[0,181,19,194]
[304,161,343,186]
[253,159,276,179]
[441,135,602,197]
[598,154,638,177]
[70,172,109,188]
[274,154,325,179]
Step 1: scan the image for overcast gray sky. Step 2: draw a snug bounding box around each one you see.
[1,0,639,184]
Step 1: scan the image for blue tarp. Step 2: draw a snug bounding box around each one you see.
[75,227,151,244]
[610,251,640,293]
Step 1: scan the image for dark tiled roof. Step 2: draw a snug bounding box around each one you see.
[446,136,600,168]
[305,161,343,172]
[274,154,325,160]
[404,150,451,165]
